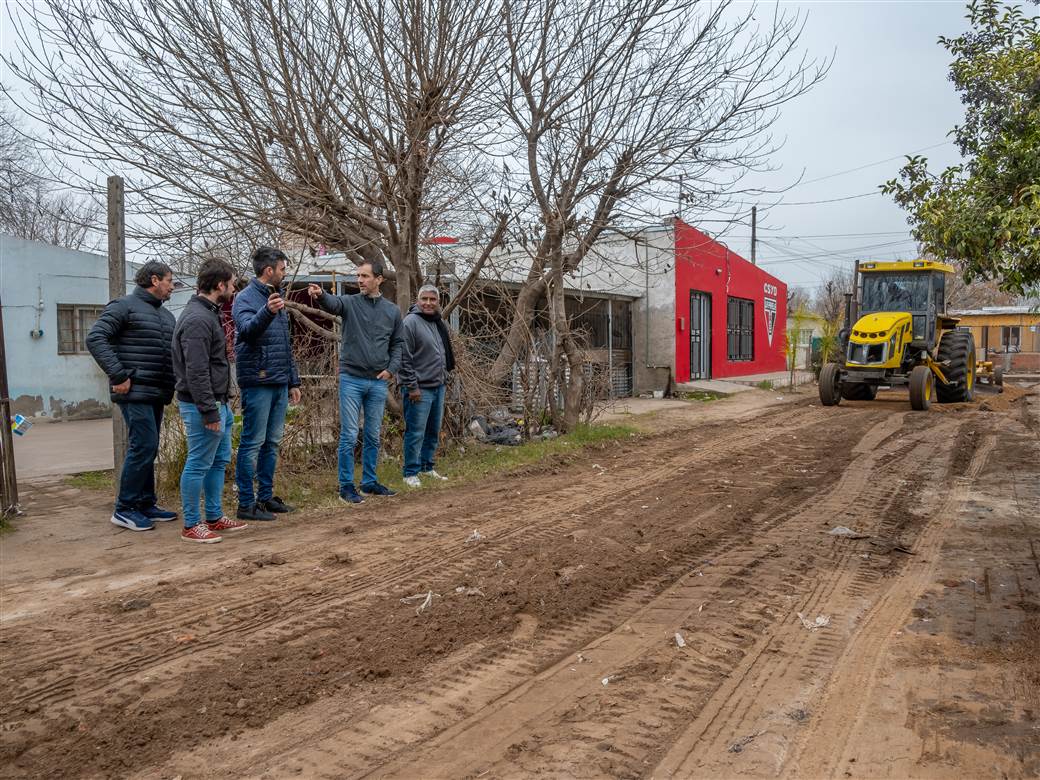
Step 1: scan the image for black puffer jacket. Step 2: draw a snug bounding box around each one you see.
[86,286,176,405]
[173,295,231,424]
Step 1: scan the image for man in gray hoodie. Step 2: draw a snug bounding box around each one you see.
[399,285,455,488]
[308,261,404,503]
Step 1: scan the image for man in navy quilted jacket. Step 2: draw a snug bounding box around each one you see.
[86,260,178,532]
[232,247,302,522]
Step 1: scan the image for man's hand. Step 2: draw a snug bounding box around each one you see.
[204,420,222,432]
[408,388,422,402]
[112,379,131,394]
[307,283,323,300]
[376,370,392,382]
[289,387,302,405]
[267,292,285,314]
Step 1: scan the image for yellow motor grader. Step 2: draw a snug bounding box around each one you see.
[819,260,975,411]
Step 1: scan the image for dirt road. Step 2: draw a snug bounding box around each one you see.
[1,387,1038,779]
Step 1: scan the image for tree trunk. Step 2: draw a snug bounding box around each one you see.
[488,276,547,383]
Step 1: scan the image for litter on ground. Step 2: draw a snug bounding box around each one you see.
[797,613,830,631]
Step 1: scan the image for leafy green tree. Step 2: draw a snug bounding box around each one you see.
[883,0,1040,294]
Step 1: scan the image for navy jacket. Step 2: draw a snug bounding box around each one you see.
[232,278,300,389]
[86,285,176,405]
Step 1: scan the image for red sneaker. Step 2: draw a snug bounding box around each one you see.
[181,524,222,544]
[206,516,247,533]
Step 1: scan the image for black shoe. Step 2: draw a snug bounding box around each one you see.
[236,503,276,521]
[259,496,295,514]
[359,482,396,497]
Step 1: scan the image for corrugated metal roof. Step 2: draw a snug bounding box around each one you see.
[951,304,1040,316]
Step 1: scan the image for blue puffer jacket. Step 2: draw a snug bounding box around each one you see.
[232,278,301,388]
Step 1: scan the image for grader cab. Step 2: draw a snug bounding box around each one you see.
[819,260,976,411]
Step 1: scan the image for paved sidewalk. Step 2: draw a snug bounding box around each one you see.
[11,418,113,481]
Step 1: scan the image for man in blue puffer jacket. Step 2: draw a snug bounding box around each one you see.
[232,246,302,522]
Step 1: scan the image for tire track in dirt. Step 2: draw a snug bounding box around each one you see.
[354,412,965,779]
[780,429,997,780]
[1,403,847,765]
[651,428,965,777]
[134,404,884,779]
[231,409,905,779]
[2,404,825,711]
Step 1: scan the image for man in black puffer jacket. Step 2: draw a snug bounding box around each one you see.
[86,260,178,532]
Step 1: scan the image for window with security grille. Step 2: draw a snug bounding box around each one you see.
[57,304,104,354]
[727,297,754,361]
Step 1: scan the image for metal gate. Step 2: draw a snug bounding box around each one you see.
[689,290,711,380]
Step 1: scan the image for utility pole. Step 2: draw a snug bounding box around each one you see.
[0,294,20,518]
[108,176,128,487]
[851,257,860,325]
[750,205,757,265]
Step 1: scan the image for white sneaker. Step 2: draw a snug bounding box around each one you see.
[403,476,422,488]
[421,469,448,481]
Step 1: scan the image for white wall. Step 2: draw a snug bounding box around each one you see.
[0,235,191,420]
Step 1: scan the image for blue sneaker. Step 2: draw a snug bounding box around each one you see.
[140,505,178,522]
[360,482,396,497]
[338,485,364,504]
[111,510,155,532]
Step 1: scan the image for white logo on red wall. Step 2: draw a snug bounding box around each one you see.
[763,296,777,346]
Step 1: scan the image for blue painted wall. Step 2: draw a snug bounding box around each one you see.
[1,235,190,420]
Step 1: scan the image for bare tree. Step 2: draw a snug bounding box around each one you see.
[811,267,854,324]
[945,272,1019,310]
[0,102,100,250]
[4,0,504,308]
[490,0,825,429]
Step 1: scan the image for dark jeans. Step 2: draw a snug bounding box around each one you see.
[235,384,288,506]
[402,385,445,477]
[116,401,164,512]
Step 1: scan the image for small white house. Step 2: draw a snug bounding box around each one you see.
[0,235,191,420]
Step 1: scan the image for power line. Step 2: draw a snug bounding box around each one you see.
[791,140,954,188]
[757,238,919,265]
[729,230,909,240]
[770,191,881,207]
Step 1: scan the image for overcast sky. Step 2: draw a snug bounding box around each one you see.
[0,0,996,292]
[704,0,978,294]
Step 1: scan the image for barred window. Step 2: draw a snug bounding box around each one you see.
[727,297,754,362]
[57,304,104,355]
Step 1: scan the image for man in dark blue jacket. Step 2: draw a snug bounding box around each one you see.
[86,260,178,532]
[232,247,302,521]
[308,260,404,504]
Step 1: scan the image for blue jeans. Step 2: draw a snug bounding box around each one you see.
[179,402,233,528]
[402,385,445,477]
[116,402,164,512]
[235,385,288,507]
[338,374,388,489]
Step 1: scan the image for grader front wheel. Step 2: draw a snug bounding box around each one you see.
[909,365,934,411]
[819,363,842,406]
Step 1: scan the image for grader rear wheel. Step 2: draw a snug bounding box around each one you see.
[936,329,976,403]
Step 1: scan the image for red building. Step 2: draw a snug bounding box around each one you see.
[673,220,787,382]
